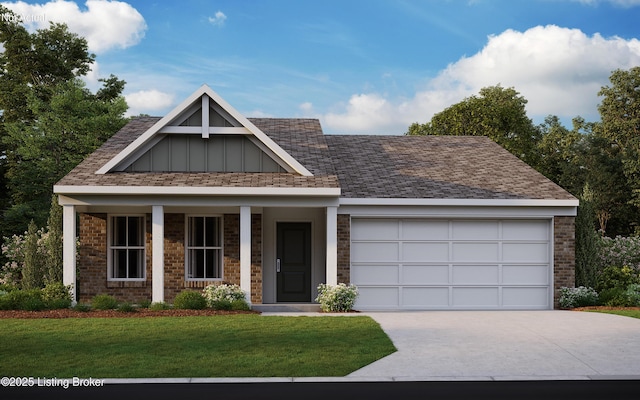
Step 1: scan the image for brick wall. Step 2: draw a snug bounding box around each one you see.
[78,213,152,303]
[337,214,351,284]
[77,212,263,304]
[554,216,576,309]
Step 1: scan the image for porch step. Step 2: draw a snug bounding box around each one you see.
[251,304,322,313]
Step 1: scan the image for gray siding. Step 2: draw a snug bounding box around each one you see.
[126,135,286,172]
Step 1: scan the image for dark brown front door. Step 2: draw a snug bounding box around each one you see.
[276,222,312,302]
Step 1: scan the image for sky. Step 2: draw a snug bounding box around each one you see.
[2,0,640,135]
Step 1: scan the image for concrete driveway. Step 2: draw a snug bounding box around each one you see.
[348,311,640,381]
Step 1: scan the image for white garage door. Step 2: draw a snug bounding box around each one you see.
[351,219,552,310]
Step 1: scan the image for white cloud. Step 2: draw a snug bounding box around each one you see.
[322,25,640,134]
[208,10,226,27]
[1,0,147,53]
[124,89,175,116]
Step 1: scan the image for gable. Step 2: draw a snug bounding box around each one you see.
[125,134,285,173]
[96,85,312,176]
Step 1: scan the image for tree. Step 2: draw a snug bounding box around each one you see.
[2,77,128,232]
[407,85,541,165]
[21,220,44,290]
[597,67,640,209]
[45,194,63,284]
[575,185,601,288]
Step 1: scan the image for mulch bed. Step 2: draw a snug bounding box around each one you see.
[0,309,261,319]
[571,306,640,311]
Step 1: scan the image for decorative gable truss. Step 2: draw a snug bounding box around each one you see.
[96,85,312,176]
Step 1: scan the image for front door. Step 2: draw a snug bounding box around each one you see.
[276,222,312,302]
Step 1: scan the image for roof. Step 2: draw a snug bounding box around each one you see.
[325,135,575,200]
[55,116,576,201]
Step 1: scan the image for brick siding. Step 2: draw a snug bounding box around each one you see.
[77,212,262,304]
[554,216,576,309]
[337,214,351,284]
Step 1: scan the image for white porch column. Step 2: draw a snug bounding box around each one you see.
[152,205,164,303]
[62,204,76,301]
[240,206,252,304]
[326,206,338,286]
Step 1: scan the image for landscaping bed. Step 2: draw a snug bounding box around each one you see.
[0,308,259,319]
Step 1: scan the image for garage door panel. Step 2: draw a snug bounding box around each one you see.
[402,242,448,262]
[352,242,398,262]
[402,265,449,285]
[352,219,399,240]
[503,265,549,285]
[502,243,548,263]
[403,287,449,307]
[503,287,549,307]
[355,287,398,308]
[452,287,499,307]
[452,243,499,262]
[452,265,499,285]
[402,220,448,240]
[452,221,499,240]
[351,218,551,310]
[351,265,399,285]
[502,220,549,240]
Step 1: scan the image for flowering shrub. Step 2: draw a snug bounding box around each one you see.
[315,283,358,312]
[202,283,248,310]
[1,230,48,286]
[598,236,640,272]
[559,286,599,309]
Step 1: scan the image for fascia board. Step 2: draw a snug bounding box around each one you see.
[54,185,340,197]
[338,198,579,207]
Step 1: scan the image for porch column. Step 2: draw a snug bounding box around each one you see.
[152,205,164,303]
[326,206,338,286]
[62,204,76,302]
[240,206,252,304]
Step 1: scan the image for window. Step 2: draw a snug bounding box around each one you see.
[109,216,145,280]
[186,216,223,280]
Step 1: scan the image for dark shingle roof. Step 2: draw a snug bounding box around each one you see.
[56,116,575,201]
[325,135,576,200]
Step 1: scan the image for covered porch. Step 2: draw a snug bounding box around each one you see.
[59,193,340,305]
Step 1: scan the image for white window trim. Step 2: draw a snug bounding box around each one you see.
[107,214,147,281]
[185,214,224,281]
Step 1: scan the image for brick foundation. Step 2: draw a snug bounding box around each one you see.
[553,216,576,309]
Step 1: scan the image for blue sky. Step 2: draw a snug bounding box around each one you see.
[3,0,640,134]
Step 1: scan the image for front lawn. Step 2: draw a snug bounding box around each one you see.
[585,308,640,320]
[0,315,396,378]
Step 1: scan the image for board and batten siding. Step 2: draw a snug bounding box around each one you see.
[126,134,285,173]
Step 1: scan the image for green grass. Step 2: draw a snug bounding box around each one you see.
[0,315,396,378]
[588,309,640,319]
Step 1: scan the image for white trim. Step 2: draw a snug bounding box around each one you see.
[63,205,76,302]
[152,206,164,303]
[158,126,250,135]
[326,206,338,286]
[184,214,224,282]
[240,206,252,304]
[55,185,340,197]
[107,214,147,282]
[339,198,579,207]
[96,85,313,176]
[201,95,209,139]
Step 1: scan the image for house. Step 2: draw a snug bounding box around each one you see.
[54,84,578,310]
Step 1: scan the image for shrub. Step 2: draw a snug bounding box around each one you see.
[91,294,119,310]
[173,291,207,310]
[117,302,137,313]
[73,303,91,312]
[5,289,47,311]
[138,299,152,309]
[598,236,640,272]
[595,265,640,293]
[149,302,171,311]
[599,287,631,307]
[41,281,72,309]
[559,286,599,309]
[624,284,640,306]
[231,299,251,311]
[315,283,359,312]
[203,284,246,304]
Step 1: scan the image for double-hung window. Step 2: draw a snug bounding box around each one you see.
[186,216,223,280]
[109,215,145,280]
